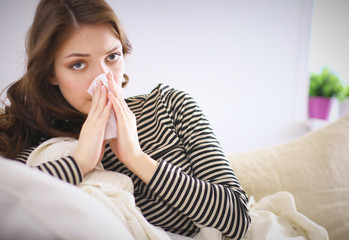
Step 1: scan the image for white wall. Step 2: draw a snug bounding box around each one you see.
[0,0,39,93]
[309,0,349,83]
[0,0,313,154]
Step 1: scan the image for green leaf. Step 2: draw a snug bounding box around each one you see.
[308,67,343,100]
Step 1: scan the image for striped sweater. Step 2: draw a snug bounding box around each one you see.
[15,84,250,239]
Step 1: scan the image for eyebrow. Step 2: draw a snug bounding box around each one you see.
[106,44,122,54]
[65,44,122,59]
[65,53,90,58]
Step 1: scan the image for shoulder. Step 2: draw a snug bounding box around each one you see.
[125,84,201,121]
[151,84,195,108]
[126,83,188,100]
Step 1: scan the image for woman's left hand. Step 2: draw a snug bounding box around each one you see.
[106,73,144,166]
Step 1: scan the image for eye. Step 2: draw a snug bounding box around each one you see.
[107,53,120,62]
[70,62,86,70]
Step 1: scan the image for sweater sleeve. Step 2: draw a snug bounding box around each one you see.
[147,88,250,239]
[15,147,83,185]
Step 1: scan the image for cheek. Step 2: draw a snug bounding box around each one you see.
[58,77,89,96]
[54,70,91,111]
[55,66,90,93]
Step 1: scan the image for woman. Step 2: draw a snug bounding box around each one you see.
[0,0,250,239]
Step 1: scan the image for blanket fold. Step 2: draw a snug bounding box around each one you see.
[26,137,170,240]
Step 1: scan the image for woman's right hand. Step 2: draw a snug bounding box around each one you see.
[72,80,112,175]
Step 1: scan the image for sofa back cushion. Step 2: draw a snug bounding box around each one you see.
[227,115,349,240]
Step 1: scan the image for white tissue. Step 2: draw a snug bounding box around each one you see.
[87,73,117,140]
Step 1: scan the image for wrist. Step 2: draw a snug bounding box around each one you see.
[72,152,89,176]
[127,153,158,184]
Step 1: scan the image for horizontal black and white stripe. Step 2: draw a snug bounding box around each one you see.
[15,84,250,239]
[103,84,250,239]
[15,146,83,185]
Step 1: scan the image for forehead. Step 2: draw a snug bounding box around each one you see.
[57,24,121,57]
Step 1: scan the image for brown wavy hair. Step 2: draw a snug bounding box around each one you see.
[0,0,132,158]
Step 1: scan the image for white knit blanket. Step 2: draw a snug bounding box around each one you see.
[26,137,328,240]
[26,137,170,240]
[242,192,328,240]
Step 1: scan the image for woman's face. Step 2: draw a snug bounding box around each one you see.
[53,24,125,115]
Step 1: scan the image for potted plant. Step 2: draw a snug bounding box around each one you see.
[308,67,344,120]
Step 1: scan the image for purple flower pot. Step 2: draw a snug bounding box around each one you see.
[308,97,332,120]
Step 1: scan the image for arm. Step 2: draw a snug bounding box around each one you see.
[147,88,250,239]
[15,147,83,185]
[105,79,250,239]
[14,81,111,185]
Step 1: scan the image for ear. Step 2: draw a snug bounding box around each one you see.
[49,77,59,86]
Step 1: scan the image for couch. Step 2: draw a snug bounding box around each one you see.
[0,114,348,239]
[227,114,349,240]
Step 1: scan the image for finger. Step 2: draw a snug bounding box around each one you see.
[107,76,130,115]
[94,85,108,115]
[108,92,123,119]
[100,100,112,126]
[108,91,134,128]
[106,72,125,100]
[88,80,103,116]
[106,74,125,110]
[106,73,135,123]
[90,83,109,122]
[106,73,119,97]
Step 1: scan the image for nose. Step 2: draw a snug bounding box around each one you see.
[87,62,111,95]
[96,61,110,76]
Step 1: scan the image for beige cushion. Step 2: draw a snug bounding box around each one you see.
[227,115,349,240]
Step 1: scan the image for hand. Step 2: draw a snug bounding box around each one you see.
[107,73,158,183]
[72,80,112,175]
[106,73,143,165]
